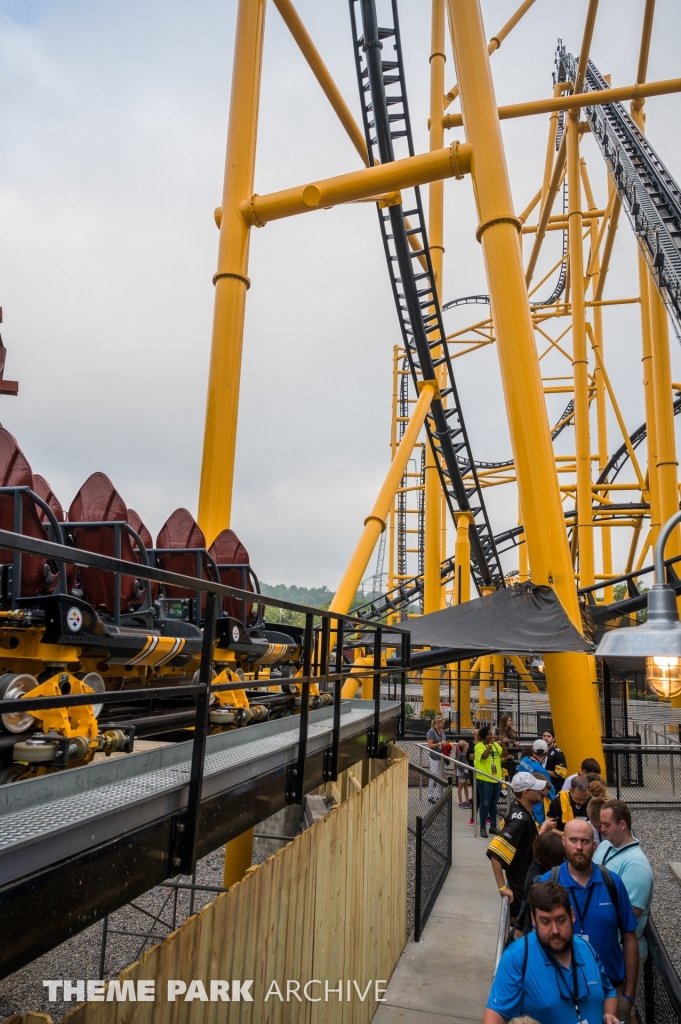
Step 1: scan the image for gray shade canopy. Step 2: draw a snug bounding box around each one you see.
[396,582,593,669]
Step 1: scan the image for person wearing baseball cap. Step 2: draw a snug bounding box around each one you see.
[487,771,556,916]
[516,740,555,824]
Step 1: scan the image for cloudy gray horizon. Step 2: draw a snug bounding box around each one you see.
[0,0,678,591]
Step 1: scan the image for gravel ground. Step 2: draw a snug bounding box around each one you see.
[631,808,681,974]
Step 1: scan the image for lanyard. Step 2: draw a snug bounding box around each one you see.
[546,945,583,1021]
[603,840,638,865]
[568,881,595,935]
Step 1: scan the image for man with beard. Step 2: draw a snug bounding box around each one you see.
[539,818,639,1020]
[483,880,618,1023]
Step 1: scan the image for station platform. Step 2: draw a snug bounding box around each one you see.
[373,804,499,1023]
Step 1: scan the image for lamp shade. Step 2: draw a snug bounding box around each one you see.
[595,586,681,660]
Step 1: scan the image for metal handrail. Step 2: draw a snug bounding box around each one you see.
[494,896,511,976]
[0,526,410,872]
[417,743,512,838]
[644,915,681,1018]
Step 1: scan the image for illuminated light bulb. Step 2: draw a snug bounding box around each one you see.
[646,656,681,699]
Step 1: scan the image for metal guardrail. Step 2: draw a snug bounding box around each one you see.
[494,896,511,976]
[0,528,410,874]
[638,916,681,1023]
[418,744,512,838]
[409,763,452,942]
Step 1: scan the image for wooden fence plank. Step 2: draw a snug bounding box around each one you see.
[42,756,408,1024]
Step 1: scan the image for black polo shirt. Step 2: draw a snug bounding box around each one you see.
[543,744,568,781]
[487,799,539,906]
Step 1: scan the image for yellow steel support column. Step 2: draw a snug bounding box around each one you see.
[630,90,663,557]
[454,511,474,605]
[639,259,661,547]
[582,161,612,602]
[447,0,603,771]
[332,381,437,620]
[567,115,595,588]
[197,0,267,545]
[453,511,473,727]
[223,827,255,888]
[650,291,680,557]
[492,655,504,693]
[649,283,681,711]
[518,536,529,582]
[422,0,447,713]
[422,443,442,712]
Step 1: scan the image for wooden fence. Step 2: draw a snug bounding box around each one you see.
[19,747,407,1024]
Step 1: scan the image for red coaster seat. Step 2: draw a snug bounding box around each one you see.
[68,473,143,615]
[208,528,257,624]
[155,509,211,603]
[0,429,56,596]
[32,474,65,524]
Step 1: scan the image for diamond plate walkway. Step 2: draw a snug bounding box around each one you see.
[373,803,501,1023]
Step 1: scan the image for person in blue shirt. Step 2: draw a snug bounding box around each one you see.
[594,799,654,1023]
[484,879,618,1024]
[516,739,555,824]
[538,817,639,1018]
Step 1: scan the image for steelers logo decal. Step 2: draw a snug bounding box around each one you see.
[231,625,240,643]
[66,607,84,632]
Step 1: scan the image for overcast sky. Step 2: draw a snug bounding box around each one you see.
[0,0,679,589]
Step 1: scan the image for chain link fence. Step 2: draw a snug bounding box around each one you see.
[398,743,454,941]
[408,763,452,942]
[604,743,681,807]
[637,917,681,1023]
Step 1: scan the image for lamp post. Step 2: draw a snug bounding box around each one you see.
[596,510,681,699]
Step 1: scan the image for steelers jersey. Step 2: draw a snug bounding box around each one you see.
[543,745,568,780]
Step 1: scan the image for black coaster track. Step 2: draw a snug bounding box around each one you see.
[557,44,681,339]
[352,34,681,623]
[349,0,503,593]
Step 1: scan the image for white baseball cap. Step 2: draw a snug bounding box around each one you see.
[511,771,547,793]
[532,739,549,754]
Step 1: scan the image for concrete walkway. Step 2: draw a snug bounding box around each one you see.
[373,802,501,1023]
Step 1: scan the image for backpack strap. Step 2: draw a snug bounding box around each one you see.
[597,863,622,930]
[521,934,529,980]
[550,865,561,882]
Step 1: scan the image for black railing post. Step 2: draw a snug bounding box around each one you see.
[642,948,654,1023]
[371,626,383,757]
[291,612,313,803]
[320,616,330,689]
[195,550,202,626]
[325,619,343,782]
[399,630,409,740]
[113,524,121,626]
[496,676,500,729]
[178,590,217,875]
[414,814,423,942]
[603,660,613,737]
[11,490,21,607]
[457,664,461,733]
